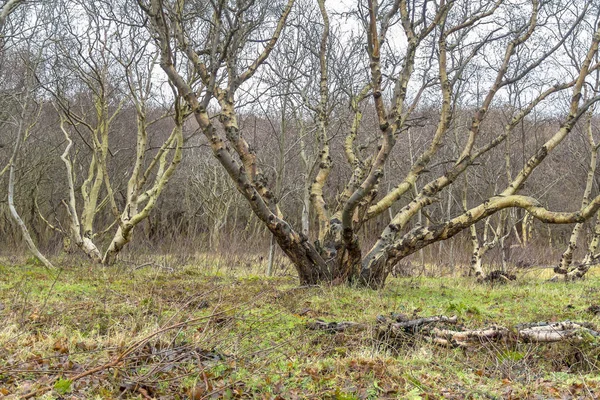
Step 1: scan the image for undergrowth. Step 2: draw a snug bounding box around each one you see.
[0,258,599,399]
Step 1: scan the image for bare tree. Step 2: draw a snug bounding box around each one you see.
[7,57,54,268]
[33,0,184,264]
[138,0,600,287]
[1,0,56,268]
[553,79,600,280]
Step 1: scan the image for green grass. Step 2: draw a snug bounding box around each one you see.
[0,260,599,399]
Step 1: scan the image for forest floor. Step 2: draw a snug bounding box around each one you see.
[1,256,600,399]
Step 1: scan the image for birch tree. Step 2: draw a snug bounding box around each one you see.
[7,56,55,269]
[36,0,185,264]
[0,0,57,268]
[140,0,600,288]
[553,85,600,280]
[0,0,31,179]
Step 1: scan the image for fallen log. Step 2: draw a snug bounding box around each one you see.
[518,321,600,343]
[431,326,507,342]
[308,315,600,346]
[515,321,597,330]
[430,326,507,347]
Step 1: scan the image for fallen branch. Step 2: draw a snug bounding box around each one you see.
[309,315,600,347]
[132,262,174,272]
[306,319,367,332]
[430,326,508,347]
[518,321,600,343]
[389,315,458,334]
[481,270,516,284]
[515,321,596,330]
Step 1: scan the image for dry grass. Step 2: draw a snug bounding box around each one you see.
[1,257,600,399]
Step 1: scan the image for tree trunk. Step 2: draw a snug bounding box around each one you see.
[144,0,600,289]
[8,116,55,270]
[102,224,132,265]
[555,108,598,279]
[500,235,509,272]
[469,224,485,278]
[267,233,276,276]
[301,189,310,237]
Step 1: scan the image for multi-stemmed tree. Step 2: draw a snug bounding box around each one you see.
[138,0,600,287]
[34,0,185,264]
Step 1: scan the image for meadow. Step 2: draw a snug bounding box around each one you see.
[1,257,599,399]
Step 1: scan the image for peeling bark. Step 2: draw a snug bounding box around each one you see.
[309,0,332,243]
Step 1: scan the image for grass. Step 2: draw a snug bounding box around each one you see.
[0,258,600,399]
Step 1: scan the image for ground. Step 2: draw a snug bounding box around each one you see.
[1,256,600,399]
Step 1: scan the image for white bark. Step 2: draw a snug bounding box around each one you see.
[102,121,183,264]
[58,117,103,262]
[554,105,599,279]
[267,234,276,276]
[8,97,55,269]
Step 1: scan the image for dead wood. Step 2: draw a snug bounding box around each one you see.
[388,315,459,334]
[311,315,600,347]
[306,319,368,332]
[430,326,508,347]
[517,321,600,343]
[481,270,516,284]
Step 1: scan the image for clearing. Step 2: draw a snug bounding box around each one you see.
[1,259,600,399]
